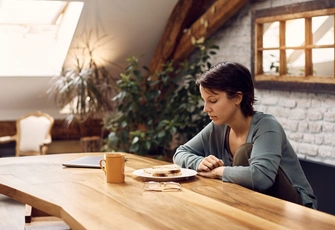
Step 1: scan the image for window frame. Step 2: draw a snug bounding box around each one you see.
[251,0,335,94]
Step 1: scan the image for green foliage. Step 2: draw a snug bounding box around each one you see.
[47,31,117,124]
[103,40,219,158]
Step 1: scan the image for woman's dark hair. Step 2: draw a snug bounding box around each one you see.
[196,61,256,117]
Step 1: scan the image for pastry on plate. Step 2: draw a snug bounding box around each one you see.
[143,164,182,177]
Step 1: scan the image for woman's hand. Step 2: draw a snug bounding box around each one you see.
[198,166,224,179]
[198,155,224,172]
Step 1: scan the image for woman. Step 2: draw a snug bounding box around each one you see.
[173,61,317,209]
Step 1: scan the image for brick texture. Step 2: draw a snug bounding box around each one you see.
[211,0,335,165]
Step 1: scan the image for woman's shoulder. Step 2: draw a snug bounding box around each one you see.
[252,111,283,131]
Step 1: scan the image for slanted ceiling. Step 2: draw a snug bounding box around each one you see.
[0,0,249,139]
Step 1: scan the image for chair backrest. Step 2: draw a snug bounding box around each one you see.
[16,111,54,156]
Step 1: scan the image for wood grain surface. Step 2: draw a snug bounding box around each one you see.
[0,153,334,230]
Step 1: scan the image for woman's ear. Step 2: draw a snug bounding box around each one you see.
[234,91,243,105]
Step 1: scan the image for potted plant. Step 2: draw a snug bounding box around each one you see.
[47,31,119,127]
[103,39,219,160]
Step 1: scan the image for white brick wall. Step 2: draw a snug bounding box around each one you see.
[210,0,335,165]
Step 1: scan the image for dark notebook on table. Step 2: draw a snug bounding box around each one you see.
[62,155,103,168]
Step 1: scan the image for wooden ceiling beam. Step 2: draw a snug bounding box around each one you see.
[173,0,249,62]
[148,0,215,74]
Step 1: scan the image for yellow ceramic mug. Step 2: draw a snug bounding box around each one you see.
[99,153,125,183]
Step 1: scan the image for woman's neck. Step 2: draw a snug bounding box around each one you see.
[229,115,252,138]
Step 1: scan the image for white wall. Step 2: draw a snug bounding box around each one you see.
[210,0,335,165]
[0,76,64,120]
[0,0,177,121]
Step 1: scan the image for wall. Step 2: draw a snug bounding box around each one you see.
[0,77,63,121]
[0,0,177,121]
[210,0,335,166]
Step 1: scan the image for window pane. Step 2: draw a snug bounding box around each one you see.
[263,22,279,48]
[263,50,279,75]
[287,49,305,76]
[0,1,83,76]
[312,15,334,46]
[312,48,334,76]
[286,19,305,47]
[0,1,66,24]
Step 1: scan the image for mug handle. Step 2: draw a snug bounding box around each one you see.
[99,159,106,174]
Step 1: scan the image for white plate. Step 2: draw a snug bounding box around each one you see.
[132,168,197,181]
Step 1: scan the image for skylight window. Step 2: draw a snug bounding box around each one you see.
[0,0,83,77]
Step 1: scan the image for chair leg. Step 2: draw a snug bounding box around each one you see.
[25,204,50,223]
[25,204,32,223]
[24,204,70,229]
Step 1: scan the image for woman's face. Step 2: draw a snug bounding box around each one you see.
[199,85,239,125]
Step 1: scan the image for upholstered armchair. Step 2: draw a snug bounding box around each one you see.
[0,111,54,156]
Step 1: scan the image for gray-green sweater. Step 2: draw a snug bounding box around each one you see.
[173,112,317,209]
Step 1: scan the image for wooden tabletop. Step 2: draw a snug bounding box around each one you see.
[0,152,334,230]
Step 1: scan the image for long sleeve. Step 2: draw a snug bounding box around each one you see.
[173,112,317,208]
[223,113,316,208]
[223,117,283,191]
[173,122,230,170]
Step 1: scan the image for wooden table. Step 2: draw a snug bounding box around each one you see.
[0,153,334,230]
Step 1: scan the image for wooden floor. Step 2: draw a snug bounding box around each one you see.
[0,193,69,230]
[1,140,83,158]
[25,217,70,230]
[0,140,83,230]
[0,194,25,230]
